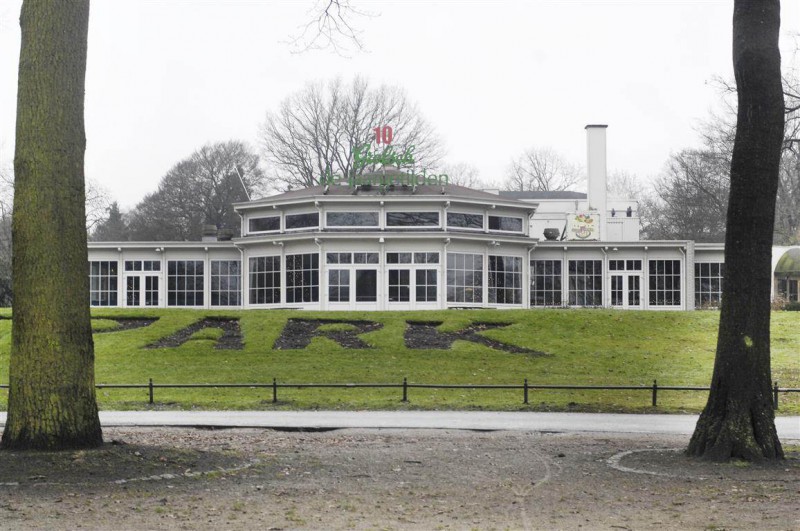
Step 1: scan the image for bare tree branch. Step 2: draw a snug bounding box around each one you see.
[287,0,374,57]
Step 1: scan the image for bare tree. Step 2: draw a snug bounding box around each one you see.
[607,170,647,200]
[504,147,582,192]
[440,162,492,189]
[687,0,784,461]
[643,149,730,242]
[84,178,112,231]
[287,0,374,56]
[127,140,265,241]
[260,77,443,191]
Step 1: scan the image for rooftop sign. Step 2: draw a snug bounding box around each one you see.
[321,125,449,187]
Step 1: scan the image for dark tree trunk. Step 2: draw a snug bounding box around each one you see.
[687,0,784,460]
[1,0,102,450]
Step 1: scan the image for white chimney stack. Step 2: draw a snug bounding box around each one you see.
[585,124,608,216]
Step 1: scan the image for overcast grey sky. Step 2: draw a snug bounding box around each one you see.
[1,1,799,208]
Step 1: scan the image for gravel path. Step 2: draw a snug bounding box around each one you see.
[0,427,797,530]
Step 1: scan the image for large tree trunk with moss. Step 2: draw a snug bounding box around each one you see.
[1,0,102,450]
[687,0,784,461]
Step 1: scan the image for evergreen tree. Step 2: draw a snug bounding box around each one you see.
[91,201,130,242]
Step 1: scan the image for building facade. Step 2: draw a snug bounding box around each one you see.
[87,126,798,311]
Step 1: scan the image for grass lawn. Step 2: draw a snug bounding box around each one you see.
[0,308,797,413]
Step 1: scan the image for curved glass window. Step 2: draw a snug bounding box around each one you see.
[327,211,379,227]
[285,212,319,230]
[488,215,523,232]
[447,212,483,229]
[386,211,439,227]
[249,216,280,233]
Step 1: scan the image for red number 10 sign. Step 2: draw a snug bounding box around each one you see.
[373,125,393,145]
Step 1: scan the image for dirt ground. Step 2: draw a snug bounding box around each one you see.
[0,427,798,530]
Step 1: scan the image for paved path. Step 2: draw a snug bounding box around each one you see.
[1,411,798,437]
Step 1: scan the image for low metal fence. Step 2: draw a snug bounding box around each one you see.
[2,379,798,409]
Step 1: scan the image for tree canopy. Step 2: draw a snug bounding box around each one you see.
[259,77,443,190]
[503,147,582,192]
[125,140,265,241]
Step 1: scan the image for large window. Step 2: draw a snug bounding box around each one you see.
[695,262,723,308]
[386,211,439,227]
[286,253,319,303]
[285,212,319,230]
[649,259,681,306]
[568,260,602,306]
[211,260,241,306]
[447,253,483,304]
[89,261,118,306]
[488,215,523,233]
[249,216,280,233]
[531,259,562,306]
[249,256,281,304]
[489,255,522,304]
[447,212,483,230]
[167,260,204,306]
[326,211,379,227]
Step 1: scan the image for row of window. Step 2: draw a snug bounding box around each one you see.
[89,258,724,308]
[247,211,524,234]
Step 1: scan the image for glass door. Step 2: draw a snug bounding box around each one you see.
[610,274,641,309]
[144,275,159,306]
[327,269,351,308]
[126,276,140,306]
[355,269,378,303]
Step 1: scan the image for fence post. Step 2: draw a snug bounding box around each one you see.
[773,381,779,410]
[148,378,154,405]
[524,378,529,405]
[402,377,408,402]
[651,379,657,407]
[272,378,278,404]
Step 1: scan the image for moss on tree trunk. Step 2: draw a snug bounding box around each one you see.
[687,0,784,461]
[1,0,102,450]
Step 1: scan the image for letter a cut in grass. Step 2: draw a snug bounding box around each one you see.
[2,0,102,450]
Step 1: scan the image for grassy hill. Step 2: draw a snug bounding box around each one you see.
[0,308,797,413]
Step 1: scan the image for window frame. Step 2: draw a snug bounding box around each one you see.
[385,210,441,229]
[248,215,281,234]
[648,259,682,307]
[567,259,603,307]
[249,255,281,305]
[530,259,562,307]
[488,255,523,305]
[325,211,380,229]
[284,211,320,232]
[210,259,241,307]
[446,252,484,305]
[89,260,119,307]
[488,215,524,234]
[446,211,484,231]
[285,252,320,304]
[167,260,205,307]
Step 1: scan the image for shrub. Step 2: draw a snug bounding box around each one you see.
[783,301,800,311]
